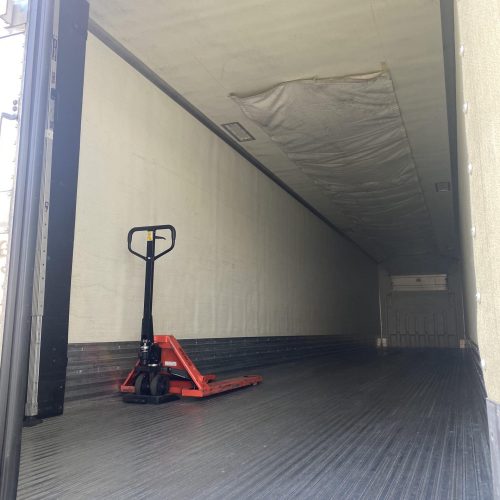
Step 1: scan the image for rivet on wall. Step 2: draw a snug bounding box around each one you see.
[467,163,473,175]
[462,102,469,114]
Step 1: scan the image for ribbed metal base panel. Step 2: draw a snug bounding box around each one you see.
[19,349,492,499]
[65,335,372,402]
[487,399,500,499]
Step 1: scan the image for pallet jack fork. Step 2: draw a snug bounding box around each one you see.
[121,225,262,404]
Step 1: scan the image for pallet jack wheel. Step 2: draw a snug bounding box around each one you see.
[134,373,150,395]
[150,374,169,396]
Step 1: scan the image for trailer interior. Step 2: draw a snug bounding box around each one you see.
[0,0,499,498]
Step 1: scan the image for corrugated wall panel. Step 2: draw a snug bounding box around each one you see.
[65,335,374,402]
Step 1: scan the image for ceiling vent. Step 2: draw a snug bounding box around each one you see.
[435,182,451,192]
[221,122,255,142]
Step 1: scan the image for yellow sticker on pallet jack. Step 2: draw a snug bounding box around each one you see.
[147,231,153,241]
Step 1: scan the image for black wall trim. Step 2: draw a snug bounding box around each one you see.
[487,398,500,500]
[37,0,89,419]
[87,19,376,264]
[65,335,375,402]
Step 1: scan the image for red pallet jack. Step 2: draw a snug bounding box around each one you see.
[121,224,262,404]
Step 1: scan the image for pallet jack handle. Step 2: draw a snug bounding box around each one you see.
[127,224,176,261]
[127,224,176,349]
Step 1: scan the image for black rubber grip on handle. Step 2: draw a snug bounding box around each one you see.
[127,224,176,261]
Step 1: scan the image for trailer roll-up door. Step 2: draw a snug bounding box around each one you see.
[232,71,436,262]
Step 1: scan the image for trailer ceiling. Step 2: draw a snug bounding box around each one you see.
[88,0,456,267]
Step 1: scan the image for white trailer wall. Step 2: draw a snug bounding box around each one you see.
[68,35,379,344]
[455,0,500,404]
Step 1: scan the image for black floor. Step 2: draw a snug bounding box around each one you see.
[19,349,493,499]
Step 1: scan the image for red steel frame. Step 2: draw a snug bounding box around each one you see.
[121,335,263,397]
